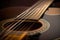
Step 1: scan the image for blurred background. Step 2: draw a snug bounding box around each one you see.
[0,0,60,21]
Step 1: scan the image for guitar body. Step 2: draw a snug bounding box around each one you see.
[0,0,55,40]
[0,9,60,40]
[0,18,50,40]
[39,9,60,40]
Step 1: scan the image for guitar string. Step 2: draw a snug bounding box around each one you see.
[14,0,46,29]
[0,0,47,38]
[5,22,34,40]
[19,0,48,31]
[1,0,53,39]
[14,0,43,20]
[20,23,35,40]
[9,0,46,31]
[9,0,53,39]
[18,23,35,40]
[0,0,43,39]
[13,0,47,31]
[15,21,32,31]
[0,1,41,37]
[0,0,43,36]
[5,20,34,40]
[10,0,53,40]
[6,1,52,39]
[14,0,43,19]
[10,23,35,40]
[12,0,52,32]
[18,0,54,40]
[4,23,27,40]
[3,2,47,40]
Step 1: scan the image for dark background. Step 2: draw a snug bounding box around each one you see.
[0,0,60,9]
[0,0,60,20]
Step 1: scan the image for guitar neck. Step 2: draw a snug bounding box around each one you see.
[15,0,53,20]
[28,0,54,20]
[15,0,54,20]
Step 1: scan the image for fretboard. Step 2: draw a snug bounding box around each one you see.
[15,0,54,20]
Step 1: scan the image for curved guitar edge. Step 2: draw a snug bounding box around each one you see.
[0,18,50,35]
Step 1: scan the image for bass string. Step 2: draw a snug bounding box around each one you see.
[0,0,46,38]
[9,23,35,40]
[1,0,50,38]
[4,23,27,40]
[13,0,47,29]
[34,0,54,20]
[12,0,48,31]
[19,0,47,20]
[15,0,43,19]
[14,0,43,20]
[14,0,47,29]
[17,22,35,40]
[10,4,42,31]
[0,0,43,35]
[4,21,35,40]
[1,8,35,39]
[16,0,53,39]
[5,2,43,35]
[3,5,45,40]
[17,21,34,31]
[4,18,34,40]
[12,0,47,35]
[6,0,46,31]
[1,0,42,35]
[4,6,38,35]
[0,0,43,36]
[1,20,25,39]
[10,0,46,31]
[0,21,16,34]
[4,15,33,38]
[14,22,27,31]
[8,0,54,40]
[11,0,51,36]
[30,0,47,20]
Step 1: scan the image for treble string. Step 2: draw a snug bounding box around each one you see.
[9,23,35,40]
[19,23,35,40]
[0,0,43,38]
[0,0,53,39]
[0,0,47,38]
[15,0,43,19]
[7,0,54,40]
[4,23,27,40]
[9,0,46,31]
[0,0,43,36]
[5,21,34,40]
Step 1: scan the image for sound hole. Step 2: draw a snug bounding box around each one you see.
[3,20,42,31]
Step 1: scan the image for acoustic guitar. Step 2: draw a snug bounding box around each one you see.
[0,0,53,40]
